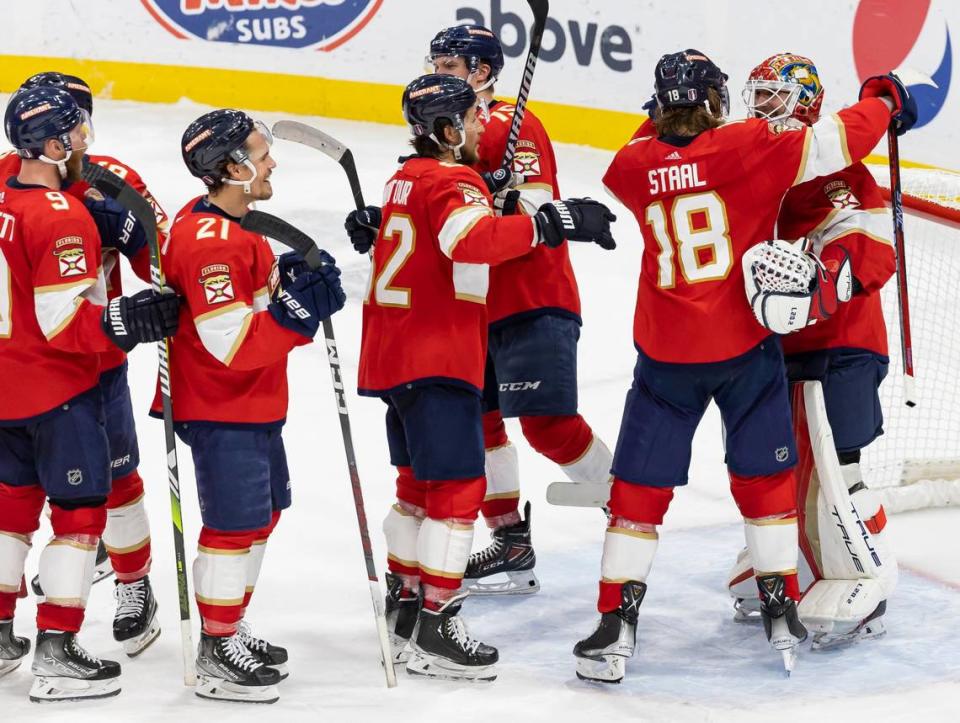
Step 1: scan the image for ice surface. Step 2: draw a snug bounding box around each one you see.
[2,97,958,722]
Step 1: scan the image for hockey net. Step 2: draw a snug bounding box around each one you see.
[861,163,960,513]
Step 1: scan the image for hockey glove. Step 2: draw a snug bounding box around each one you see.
[494,189,522,217]
[481,166,524,195]
[642,93,660,121]
[102,288,180,353]
[275,250,311,288]
[534,198,617,250]
[268,263,346,339]
[742,239,853,335]
[84,194,148,259]
[344,205,382,255]
[858,73,918,136]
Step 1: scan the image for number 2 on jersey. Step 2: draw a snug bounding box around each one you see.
[366,213,415,307]
[645,191,733,288]
[0,213,13,337]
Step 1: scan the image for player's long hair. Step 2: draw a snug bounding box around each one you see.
[411,119,454,159]
[655,88,725,137]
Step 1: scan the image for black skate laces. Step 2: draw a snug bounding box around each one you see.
[221,635,261,672]
[445,615,481,656]
[114,579,147,620]
[469,532,505,565]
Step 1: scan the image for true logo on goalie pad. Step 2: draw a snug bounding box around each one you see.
[199,263,235,305]
[53,237,87,278]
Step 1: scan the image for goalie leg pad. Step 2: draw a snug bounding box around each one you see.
[798,578,886,635]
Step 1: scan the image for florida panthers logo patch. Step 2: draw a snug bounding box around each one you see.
[53,236,87,277]
[824,179,861,210]
[199,263,235,305]
[513,150,541,176]
[458,182,490,207]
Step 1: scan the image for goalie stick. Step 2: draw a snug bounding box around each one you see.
[501,0,549,169]
[80,161,196,687]
[239,210,397,689]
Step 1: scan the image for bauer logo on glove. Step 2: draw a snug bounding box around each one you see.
[742,239,852,335]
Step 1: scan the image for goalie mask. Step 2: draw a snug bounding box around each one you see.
[743,53,824,125]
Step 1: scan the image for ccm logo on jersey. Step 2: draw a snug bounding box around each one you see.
[648,163,706,195]
[199,264,235,305]
[53,236,87,277]
[499,380,542,392]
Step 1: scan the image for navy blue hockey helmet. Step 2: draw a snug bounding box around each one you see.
[4,86,85,160]
[181,109,262,187]
[654,49,730,116]
[20,71,94,116]
[402,73,478,140]
[429,25,505,86]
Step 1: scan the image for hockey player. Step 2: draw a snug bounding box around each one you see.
[726,54,898,649]
[358,73,614,680]
[15,71,166,657]
[572,50,916,683]
[0,86,179,701]
[159,108,346,703]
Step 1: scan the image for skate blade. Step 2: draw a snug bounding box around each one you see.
[0,657,25,679]
[461,569,540,596]
[780,647,798,677]
[120,618,161,658]
[195,675,279,704]
[575,654,625,684]
[387,636,412,666]
[405,652,497,682]
[811,621,887,652]
[732,601,762,625]
[29,675,121,703]
[92,564,115,586]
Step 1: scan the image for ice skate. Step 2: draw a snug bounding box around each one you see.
[32,539,113,596]
[237,620,288,680]
[811,601,887,652]
[113,576,160,657]
[195,633,281,704]
[406,593,498,682]
[384,572,419,664]
[29,631,121,702]
[758,574,808,676]
[0,619,30,679]
[574,581,645,684]
[462,501,539,596]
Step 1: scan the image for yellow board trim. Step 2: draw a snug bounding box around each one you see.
[1,54,953,163]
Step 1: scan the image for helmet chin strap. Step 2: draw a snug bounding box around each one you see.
[222,158,258,194]
[38,150,72,179]
[429,115,467,161]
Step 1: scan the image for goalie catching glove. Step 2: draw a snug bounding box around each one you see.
[742,239,852,335]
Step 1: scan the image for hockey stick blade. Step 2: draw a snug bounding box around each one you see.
[272,120,366,210]
[240,210,329,270]
[546,480,610,509]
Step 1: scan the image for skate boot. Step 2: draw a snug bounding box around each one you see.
[195,632,281,704]
[758,574,808,675]
[238,620,288,680]
[384,572,419,665]
[574,581,645,684]
[29,631,121,702]
[32,539,113,596]
[811,600,887,652]
[406,593,498,682]
[0,619,30,678]
[462,501,539,595]
[113,576,161,657]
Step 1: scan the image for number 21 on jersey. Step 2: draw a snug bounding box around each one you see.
[645,191,733,288]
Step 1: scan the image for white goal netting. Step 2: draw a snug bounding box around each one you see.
[862,163,960,513]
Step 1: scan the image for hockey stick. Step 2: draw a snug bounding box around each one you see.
[501,0,549,169]
[81,162,196,686]
[272,121,366,211]
[885,127,916,407]
[239,210,397,689]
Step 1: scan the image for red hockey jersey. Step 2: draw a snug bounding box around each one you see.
[0,177,112,421]
[475,100,580,326]
[603,98,894,363]
[358,157,540,396]
[150,197,308,425]
[779,163,894,356]
[0,151,165,373]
